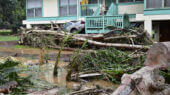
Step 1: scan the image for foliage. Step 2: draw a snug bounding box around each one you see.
[104,26,153,45]
[54,23,80,75]
[160,67,170,84]
[23,33,56,48]
[0,60,32,94]
[0,0,26,33]
[0,30,12,35]
[67,39,88,80]
[0,59,55,94]
[0,36,19,41]
[78,48,145,83]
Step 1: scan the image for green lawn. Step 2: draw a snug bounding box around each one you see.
[0,30,12,35]
[0,36,19,41]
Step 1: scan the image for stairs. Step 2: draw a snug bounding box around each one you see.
[106,3,118,16]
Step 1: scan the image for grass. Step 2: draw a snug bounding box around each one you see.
[0,35,19,41]
[14,45,34,49]
[0,30,19,41]
[0,29,12,35]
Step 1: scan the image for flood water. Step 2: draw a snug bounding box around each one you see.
[0,44,118,94]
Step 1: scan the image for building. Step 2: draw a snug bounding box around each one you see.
[23,0,170,41]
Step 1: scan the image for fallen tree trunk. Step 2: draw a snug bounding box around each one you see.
[28,87,59,95]
[69,88,98,95]
[73,37,149,50]
[104,35,137,41]
[112,66,168,95]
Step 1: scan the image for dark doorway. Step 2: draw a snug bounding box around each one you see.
[159,21,170,42]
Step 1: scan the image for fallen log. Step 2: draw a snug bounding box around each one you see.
[69,87,109,95]
[28,87,59,95]
[69,88,98,95]
[73,37,149,50]
[78,73,102,78]
[104,28,123,37]
[104,35,137,41]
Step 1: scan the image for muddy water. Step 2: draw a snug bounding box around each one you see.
[0,47,73,62]
[0,46,118,93]
[0,47,73,55]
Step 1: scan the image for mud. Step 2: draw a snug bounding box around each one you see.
[0,47,73,62]
[0,41,118,94]
[0,41,18,47]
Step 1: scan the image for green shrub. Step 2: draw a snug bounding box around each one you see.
[79,48,145,83]
[0,60,32,94]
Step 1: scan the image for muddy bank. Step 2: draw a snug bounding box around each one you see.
[0,47,73,61]
[0,41,18,47]
[0,47,73,55]
[0,51,72,62]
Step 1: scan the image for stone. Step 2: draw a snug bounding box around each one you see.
[5,56,20,63]
[144,42,170,69]
[112,42,170,95]
[72,83,82,91]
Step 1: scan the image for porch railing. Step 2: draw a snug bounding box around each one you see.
[85,15,125,33]
[80,4,99,16]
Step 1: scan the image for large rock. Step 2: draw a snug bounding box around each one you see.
[112,42,170,95]
[144,42,170,69]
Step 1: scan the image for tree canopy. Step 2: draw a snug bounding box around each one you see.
[0,0,26,33]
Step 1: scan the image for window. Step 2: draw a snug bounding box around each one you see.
[135,0,143,1]
[165,0,170,7]
[59,0,77,16]
[119,0,143,3]
[27,0,42,18]
[147,0,162,9]
[119,0,133,3]
[88,0,98,4]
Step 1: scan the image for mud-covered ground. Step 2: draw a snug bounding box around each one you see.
[0,41,118,95]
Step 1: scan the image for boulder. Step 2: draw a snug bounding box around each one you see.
[144,42,170,69]
[112,42,170,95]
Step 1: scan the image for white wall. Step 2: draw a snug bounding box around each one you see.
[136,14,170,36]
[118,4,144,15]
[43,0,58,17]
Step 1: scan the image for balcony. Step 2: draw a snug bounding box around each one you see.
[85,15,125,33]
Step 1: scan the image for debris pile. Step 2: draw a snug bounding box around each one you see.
[19,27,152,50]
[69,48,145,83]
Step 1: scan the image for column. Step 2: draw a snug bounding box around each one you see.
[144,20,152,37]
[77,0,79,20]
